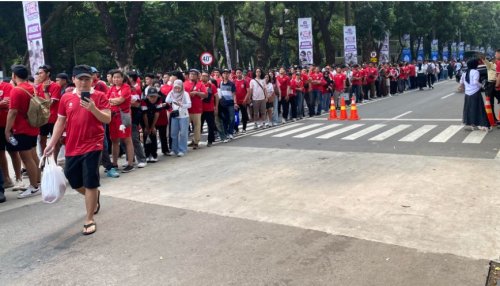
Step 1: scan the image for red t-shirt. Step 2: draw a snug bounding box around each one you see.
[107,83,131,113]
[157,84,172,126]
[310,73,324,91]
[202,82,217,112]
[289,80,304,96]
[366,67,378,84]
[93,79,109,94]
[333,73,346,92]
[9,82,41,136]
[184,80,207,114]
[234,79,248,104]
[276,75,290,96]
[0,82,13,128]
[496,60,500,91]
[301,73,310,92]
[37,82,61,124]
[408,64,416,77]
[351,69,362,86]
[58,90,110,156]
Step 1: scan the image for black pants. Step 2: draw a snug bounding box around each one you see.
[417,74,426,89]
[282,97,297,120]
[201,111,216,144]
[280,98,290,120]
[157,125,169,154]
[397,79,405,93]
[487,82,500,121]
[144,132,158,159]
[390,81,398,95]
[235,104,249,132]
[305,91,315,117]
[410,76,417,89]
[427,74,434,88]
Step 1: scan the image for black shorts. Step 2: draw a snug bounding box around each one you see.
[65,150,102,189]
[266,102,273,109]
[6,134,37,152]
[0,128,6,151]
[40,123,55,137]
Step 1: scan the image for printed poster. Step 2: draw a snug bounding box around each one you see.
[298,18,313,66]
[23,1,45,76]
[343,26,358,64]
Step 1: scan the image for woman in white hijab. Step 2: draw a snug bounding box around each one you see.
[165,80,192,157]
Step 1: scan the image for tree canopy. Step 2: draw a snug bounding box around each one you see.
[1,1,499,75]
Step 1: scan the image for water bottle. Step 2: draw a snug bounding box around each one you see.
[9,136,18,146]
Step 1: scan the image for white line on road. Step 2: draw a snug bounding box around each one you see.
[429,125,463,143]
[391,111,413,120]
[316,124,364,139]
[307,118,462,122]
[440,93,455,99]
[369,124,411,141]
[398,125,437,142]
[293,124,342,138]
[462,130,488,144]
[342,124,386,140]
[252,123,303,137]
[272,123,323,137]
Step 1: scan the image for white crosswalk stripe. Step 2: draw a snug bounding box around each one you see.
[429,125,463,143]
[252,123,304,137]
[316,124,364,139]
[369,124,412,141]
[342,124,386,140]
[273,123,323,137]
[398,125,437,142]
[293,124,342,138]
[462,130,488,144]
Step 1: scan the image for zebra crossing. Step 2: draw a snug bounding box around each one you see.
[245,122,493,144]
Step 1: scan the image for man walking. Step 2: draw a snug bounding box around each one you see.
[44,65,111,235]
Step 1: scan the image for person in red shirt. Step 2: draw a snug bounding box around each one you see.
[184,69,207,149]
[397,63,406,94]
[366,63,378,99]
[300,68,311,118]
[5,65,44,199]
[495,49,500,92]
[408,61,417,89]
[388,64,399,95]
[200,71,218,146]
[289,72,304,120]
[310,66,326,115]
[44,64,111,235]
[91,67,108,94]
[127,71,147,168]
[107,70,135,173]
[234,68,249,133]
[350,64,363,103]
[333,67,346,109]
[36,65,62,160]
[276,67,291,122]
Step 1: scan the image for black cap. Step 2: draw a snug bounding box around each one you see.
[147,87,159,96]
[72,65,92,79]
[90,67,99,74]
[39,64,52,74]
[189,69,200,74]
[222,69,231,74]
[11,65,29,80]
[235,67,243,72]
[56,73,69,80]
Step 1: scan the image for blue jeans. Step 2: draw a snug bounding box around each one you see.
[322,93,331,113]
[312,90,322,115]
[219,103,235,136]
[272,95,280,124]
[296,91,304,118]
[351,85,362,103]
[170,117,189,154]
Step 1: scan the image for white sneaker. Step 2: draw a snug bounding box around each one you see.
[17,185,40,199]
[228,134,234,139]
[177,152,185,157]
[137,162,147,168]
[241,130,247,134]
[12,179,27,191]
[168,151,175,156]
[223,139,229,143]
[150,157,158,162]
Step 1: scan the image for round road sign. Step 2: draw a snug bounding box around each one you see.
[200,52,214,66]
[370,51,377,58]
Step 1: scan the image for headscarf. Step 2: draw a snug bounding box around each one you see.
[465,59,478,84]
[172,79,184,101]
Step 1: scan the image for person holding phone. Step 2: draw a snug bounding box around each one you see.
[44,64,111,235]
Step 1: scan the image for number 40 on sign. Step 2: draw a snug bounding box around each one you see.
[200,52,214,66]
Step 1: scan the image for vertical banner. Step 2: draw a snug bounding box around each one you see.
[22,1,45,76]
[442,44,449,62]
[380,32,390,64]
[459,42,465,60]
[401,34,411,62]
[431,39,438,61]
[451,42,457,60]
[220,16,232,70]
[343,26,358,64]
[417,37,424,61]
[298,18,313,66]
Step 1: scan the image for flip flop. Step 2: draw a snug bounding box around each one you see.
[94,190,100,215]
[82,222,96,235]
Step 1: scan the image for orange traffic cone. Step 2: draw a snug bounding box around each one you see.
[485,96,496,127]
[328,97,338,120]
[349,96,360,121]
[339,97,347,120]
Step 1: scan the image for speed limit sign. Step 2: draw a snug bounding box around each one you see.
[370,51,377,58]
[200,52,214,66]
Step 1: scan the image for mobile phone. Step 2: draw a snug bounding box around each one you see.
[81,91,90,102]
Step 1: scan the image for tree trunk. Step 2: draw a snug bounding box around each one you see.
[256,2,273,67]
[228,14,238,68]
[344,2,352,26]
[317,11,335,65]
[312,19,321,65]
[211,7,219,67]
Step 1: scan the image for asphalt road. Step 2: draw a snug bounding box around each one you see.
[1,78,498,286]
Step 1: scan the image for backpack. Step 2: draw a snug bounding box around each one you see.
[16,87,50,128]
[426,64,434,74]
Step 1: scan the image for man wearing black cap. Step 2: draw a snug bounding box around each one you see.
[184,69,207,149]
[44,64,111,235]
[56,73,70,94]
[5,65,44,199]
[91,67,108,94]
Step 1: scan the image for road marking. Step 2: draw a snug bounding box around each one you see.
[272,123,323,137]
[391,111,413,120]
[440,93,455,99]
[307,118,462,122]
[316,124,364,139]
[252,123,304,137]
[342,124,386,140]
[398,125,437,142]
[293,124,342,138]
[462,130,488,144]
[369,124,411,141]
[429,125,463,143]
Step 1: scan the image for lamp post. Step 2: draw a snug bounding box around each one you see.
[281,8,290,68]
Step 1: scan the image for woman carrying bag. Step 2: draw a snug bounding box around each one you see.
[166,80,191,157]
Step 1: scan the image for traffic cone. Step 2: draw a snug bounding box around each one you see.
[328,97,338,120]
[349,96,360,121]
[485,96,496,127]
[339,97,347,120]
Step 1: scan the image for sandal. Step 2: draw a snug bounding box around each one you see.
[82,221,96,235]
[94,190,101,215]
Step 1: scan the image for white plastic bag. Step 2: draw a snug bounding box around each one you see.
[40,156,67,203]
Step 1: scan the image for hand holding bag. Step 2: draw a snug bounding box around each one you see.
[40,156,67,204]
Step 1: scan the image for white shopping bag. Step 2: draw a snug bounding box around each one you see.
[40,156,67,203]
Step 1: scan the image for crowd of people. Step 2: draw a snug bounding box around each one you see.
[0,52,498,234]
